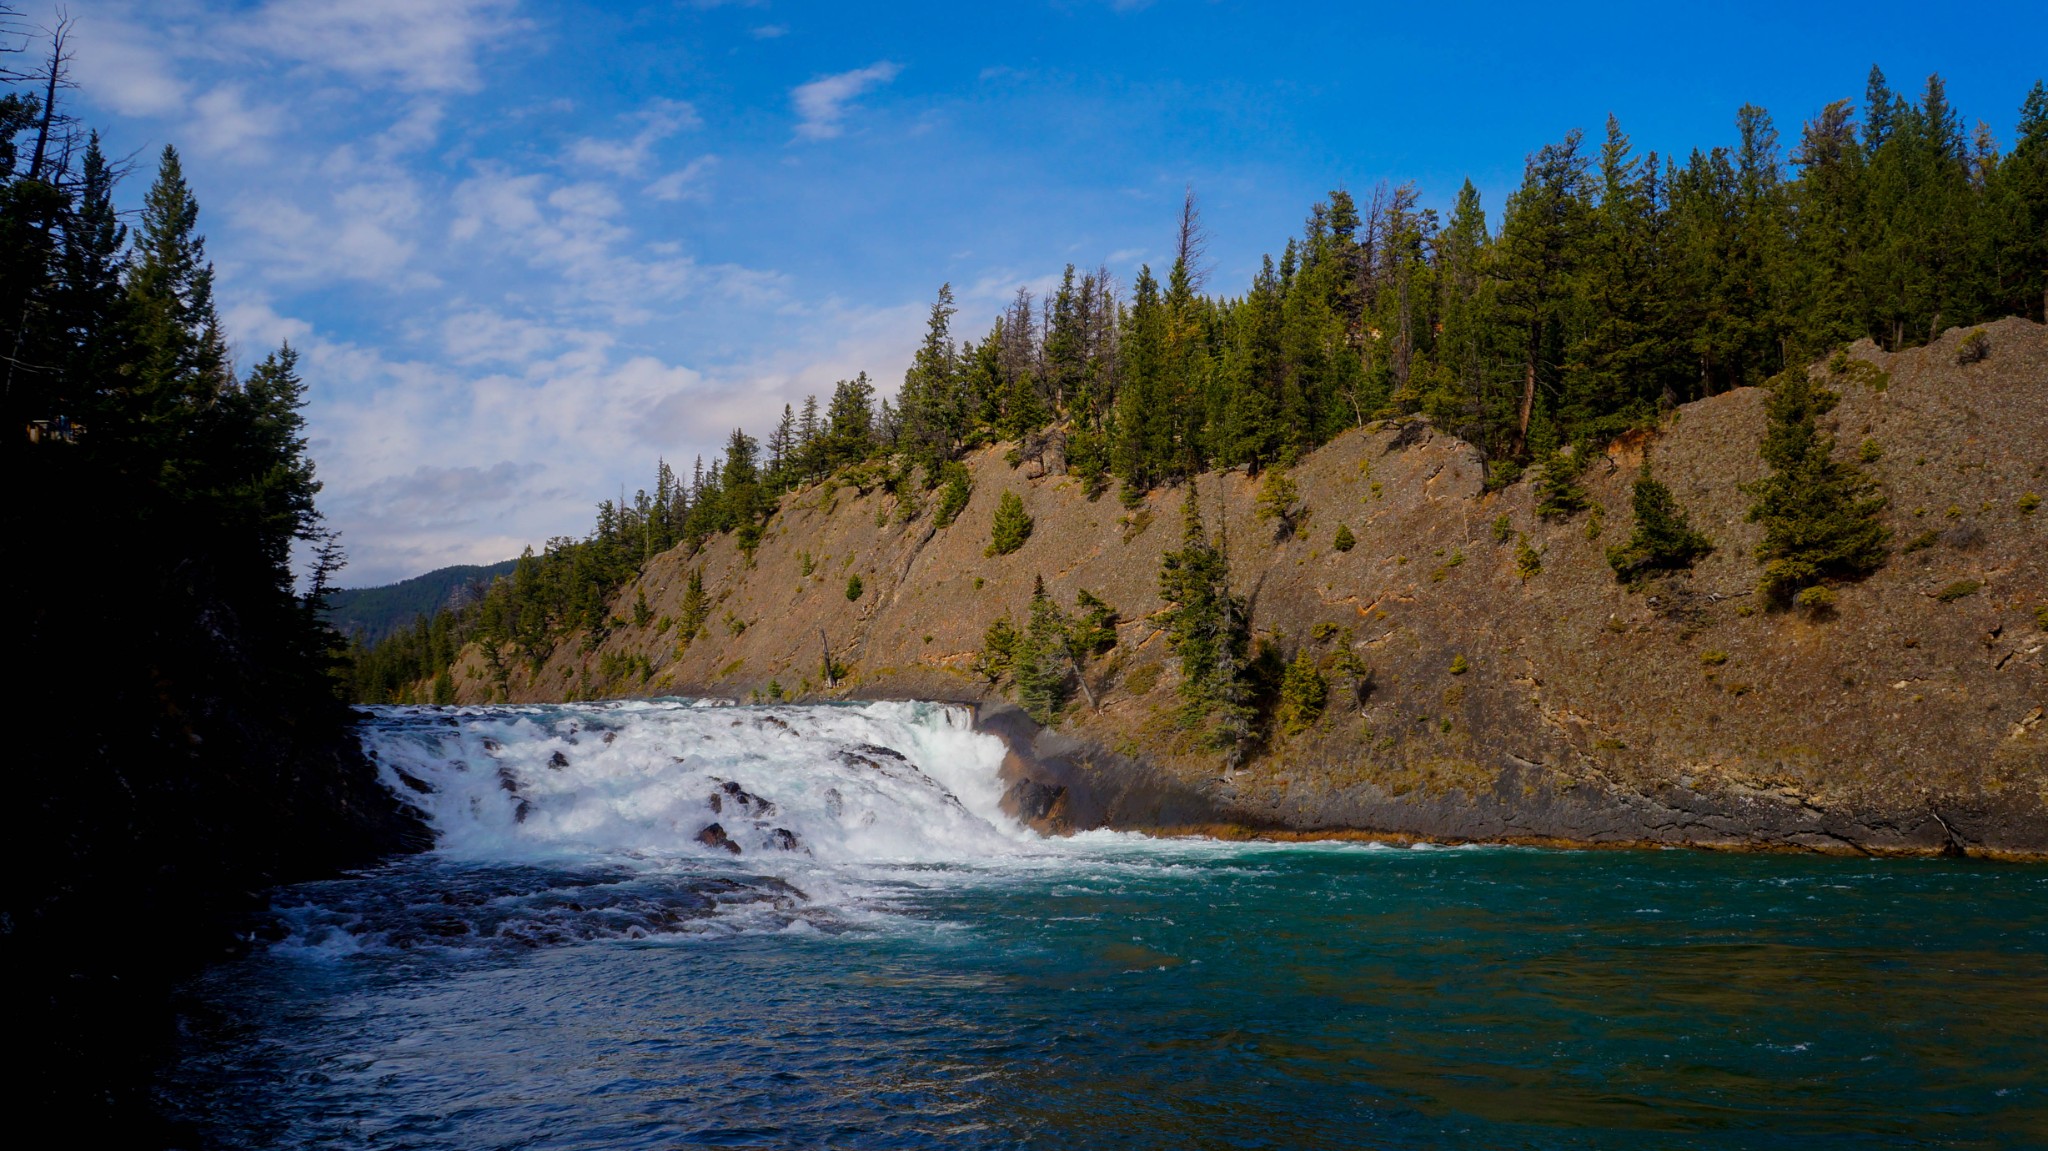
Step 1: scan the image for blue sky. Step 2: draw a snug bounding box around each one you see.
[54,0,2048,584]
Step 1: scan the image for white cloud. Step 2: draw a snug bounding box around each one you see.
[186,84,289,156]
[751,24,788,39]
[644,155,717,202]
[247,0,522,93]
[791,61,901,141]
[67,10,190,116]
[450,168,709,323]
[565,99,701,177]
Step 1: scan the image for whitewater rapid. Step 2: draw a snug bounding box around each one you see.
[363,698,1027,866]
[308,699,1056,948]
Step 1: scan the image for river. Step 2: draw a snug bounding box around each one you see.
[156,700,2048,1148]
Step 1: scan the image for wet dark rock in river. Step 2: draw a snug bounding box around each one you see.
[1005,778,1066,823]
[696,823,741,855]
[548,750,569,769]
[768,828,799,850]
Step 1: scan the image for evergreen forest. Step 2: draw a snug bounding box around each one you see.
[4,17,418,1127]
[350,68,2048,703]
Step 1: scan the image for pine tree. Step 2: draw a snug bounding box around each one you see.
[1534,446,1592,519]
[933,462,971,528]
[1987,82,2048,321]
[794,394,822,477]
[1014,575,1072,724]
[1158,480,1252,757]
[125,145,228,424]
[976,613,1020,682]
[1746,369,1889,604]
[765,403,795,491]
[898,283,961,474]
[1276,650,1328,736]
[1113,265,1170,495]
[823,373,876,469]
[986,489,1032,556]
[676,567,708,643]
[1606,464,1713,582]
[1253,467,1303,537]
[1495,131,1590,457]
[1332,523,1355,552]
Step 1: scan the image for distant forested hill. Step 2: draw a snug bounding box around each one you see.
[327,560,518,643]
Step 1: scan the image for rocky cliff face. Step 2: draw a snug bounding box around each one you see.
[455,319,2048,856]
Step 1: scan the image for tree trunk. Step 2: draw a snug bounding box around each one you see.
[1513,353,1537,457]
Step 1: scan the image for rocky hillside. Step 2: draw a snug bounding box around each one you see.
[451,320,2048,856]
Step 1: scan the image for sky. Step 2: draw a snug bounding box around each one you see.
[43,0,2048,585]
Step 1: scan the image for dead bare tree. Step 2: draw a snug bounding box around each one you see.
[1174,183,1209,292]
[27,13,76,183]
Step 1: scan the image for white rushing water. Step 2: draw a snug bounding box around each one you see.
[337,698,1382,949]
[362,698,1030,868]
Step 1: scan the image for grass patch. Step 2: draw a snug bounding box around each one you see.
[1934,579,1982,603]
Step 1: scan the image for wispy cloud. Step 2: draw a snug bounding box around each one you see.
[751,24,788,40]
[246,0,523,93]
[644,155,717,202]
[791,61,901,141]
[565,99,701,177]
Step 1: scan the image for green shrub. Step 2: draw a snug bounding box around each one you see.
[1796,585,1837,614]
[1535,447,1591,519]
[1956,329,1990,365]
[976,613,1020,682]
[1122,663,1163,697]
[1515,534,1542,580]
[1448,654,1469,675]
[1071,589,1120,658]
[2020,493,2041,516]
[1492,513,1512,543]
[1902,529,1940,553]
[1608,467,1714,583]
[933,464,972,528]
[986,490,1032,556]
[1332,523,1356,552]
[1310,622,1341,643]
[1700,650,1729,667]
[1276,651,1328,735]
[1254,469,1304,537]
[1858,439,1884,463]
[844,574,864,601]
[1934,579,1981,603]
[1832,356,1890,391]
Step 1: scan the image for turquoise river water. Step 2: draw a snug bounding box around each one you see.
[157,701,2048,1149]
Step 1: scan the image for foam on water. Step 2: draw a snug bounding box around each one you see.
[362,698,1027,867]
[338,699,1412,951]
[334,699,1069,947]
